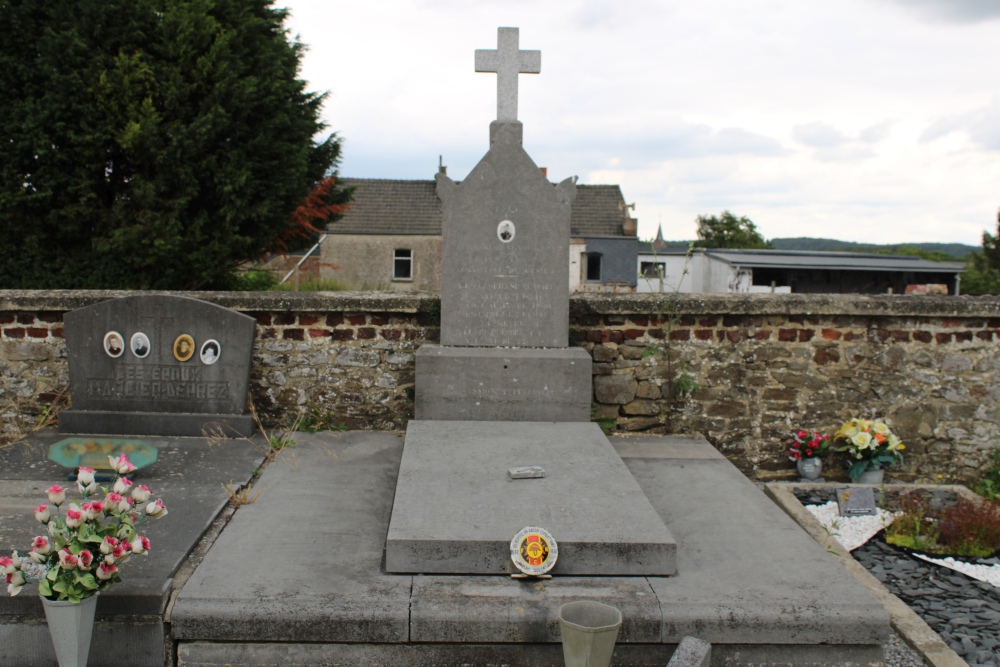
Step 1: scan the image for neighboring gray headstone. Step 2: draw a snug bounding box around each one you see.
[437,122,576,348]
[60,295,255,437]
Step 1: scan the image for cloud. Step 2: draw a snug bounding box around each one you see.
[859,121,894,144]
[880,0,1000,23]
[793,122,850,148]
[921,99,1000,150]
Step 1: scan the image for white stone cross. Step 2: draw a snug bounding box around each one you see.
[475,27,540,122]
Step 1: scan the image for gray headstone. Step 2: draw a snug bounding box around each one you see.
[437,123,576,348]
[60,295,255,436]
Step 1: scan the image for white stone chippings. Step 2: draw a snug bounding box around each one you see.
[914,554,1000,588]
[805,501,1000,588]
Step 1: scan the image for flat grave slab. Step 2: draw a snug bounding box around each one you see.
[170,432,413,644]
[171,432,889,666]
[385,420,677,575]
[415,345,591,422]
[0,430,265,667]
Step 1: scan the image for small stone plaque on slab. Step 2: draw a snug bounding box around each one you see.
[836,487,878,517]
[508,466,545,479]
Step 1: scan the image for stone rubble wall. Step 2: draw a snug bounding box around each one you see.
[1,290,998,485]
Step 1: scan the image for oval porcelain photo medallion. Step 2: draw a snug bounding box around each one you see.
[510,526,558,576]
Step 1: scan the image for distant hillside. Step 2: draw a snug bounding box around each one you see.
[770,237,977,259]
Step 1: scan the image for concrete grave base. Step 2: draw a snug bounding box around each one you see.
[385,420,677,575]
[59,410,254,437]
[415,345,592,422]
[169,432,890,666]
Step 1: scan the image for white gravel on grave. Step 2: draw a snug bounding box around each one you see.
[805,501,1000,588]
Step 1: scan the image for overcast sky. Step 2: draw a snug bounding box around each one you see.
[277,0,1000,246]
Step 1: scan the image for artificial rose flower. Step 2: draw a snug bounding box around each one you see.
[81,502,99,521]
[46,485,65,506]
[6,570,25,596]
[77,549,93,570]
[105,492,123,511]
[130,535,150,555]
[77,479,98,496]
[0,555,16,576]
[131,485,152,503]
[77,467,95,486]
[796,430,808,439]
[96,562,117,581]
[87,501,104,517]
[64,506,83,529]
[29,549,46,564]
[108,454,135,475]
[113,477,133,495]
[100,536,119,555]
[145,499,168,519]
[33,504,50,523]
[58,549,78,570]
[32,536,51,555]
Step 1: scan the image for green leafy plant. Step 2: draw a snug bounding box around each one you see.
[972,449,1000,502]
[885,493,939,553]
[885,493,1000,558]
[834,417,905,480]
[0,454,167,602]
[296,407,348,434]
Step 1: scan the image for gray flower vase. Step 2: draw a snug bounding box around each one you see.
[796,457,823,481]
[40,593,97,667]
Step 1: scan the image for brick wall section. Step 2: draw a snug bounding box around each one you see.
[1,290,998,485]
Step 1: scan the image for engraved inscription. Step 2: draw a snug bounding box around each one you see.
[85,364,229,401]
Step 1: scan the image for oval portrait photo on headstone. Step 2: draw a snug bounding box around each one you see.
[173,334,195,362]
[130,332,150,359]
[200,339,221,365]
[103,331,125,358]
[497,219,515,243]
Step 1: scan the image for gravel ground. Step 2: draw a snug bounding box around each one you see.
[793,488,1000,667]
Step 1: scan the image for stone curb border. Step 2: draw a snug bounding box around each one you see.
[764,482,971,667]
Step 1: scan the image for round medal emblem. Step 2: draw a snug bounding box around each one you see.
[510,526,558,576]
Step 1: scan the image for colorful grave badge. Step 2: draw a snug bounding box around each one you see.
[49,437,159,472]
[510,526,558,576]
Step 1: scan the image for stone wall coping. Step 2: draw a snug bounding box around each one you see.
[1,289,999,318]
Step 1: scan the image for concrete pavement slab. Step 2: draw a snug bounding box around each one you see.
[616,437,890,648]
[169,432,413,643]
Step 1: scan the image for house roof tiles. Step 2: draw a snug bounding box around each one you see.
[327,178,631,238]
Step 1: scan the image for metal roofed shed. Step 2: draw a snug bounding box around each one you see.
[636,246,966,295]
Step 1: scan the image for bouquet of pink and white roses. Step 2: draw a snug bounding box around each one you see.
[0,454,167,603]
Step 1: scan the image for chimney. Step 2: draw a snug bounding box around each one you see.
[540,167,547,177]
[438,155,447,176]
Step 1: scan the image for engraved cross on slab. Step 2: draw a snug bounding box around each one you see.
[475,27,541,122]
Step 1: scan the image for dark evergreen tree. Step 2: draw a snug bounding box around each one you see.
[692,211,772,249]
[0,0,346,289]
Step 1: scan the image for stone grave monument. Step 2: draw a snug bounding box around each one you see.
[387,28,676,576]
[59,294,256,437]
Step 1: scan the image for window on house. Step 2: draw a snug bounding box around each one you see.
[393,248,412,280]
[641,261,665,280]
[586,253,602,282]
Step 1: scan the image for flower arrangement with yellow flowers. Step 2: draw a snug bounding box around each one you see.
[834,417,905,480]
